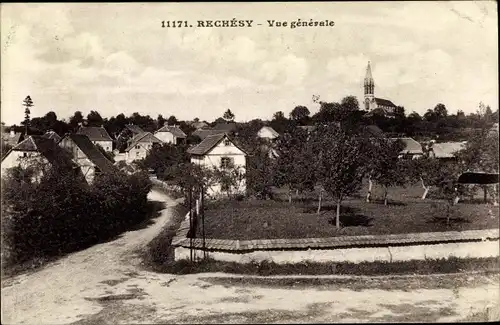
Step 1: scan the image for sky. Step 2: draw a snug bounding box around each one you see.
[1,2,498,125]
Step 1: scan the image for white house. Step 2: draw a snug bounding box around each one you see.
[118,132,162,163]
[187,133,247,197]
[257,126,279,141]
[1,135,81,181]
[59,134,117,183]
[154,125,187,145]
[77,126,113,152]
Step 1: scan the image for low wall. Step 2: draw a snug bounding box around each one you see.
[172,211,500,264]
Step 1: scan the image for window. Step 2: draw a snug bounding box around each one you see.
[23,152,27,157]
[135,145,141,149]
[106,147,110,151]
[220,157,233,169]
[224,139,231,146]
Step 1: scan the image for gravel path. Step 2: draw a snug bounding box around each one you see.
[1,189,498,324]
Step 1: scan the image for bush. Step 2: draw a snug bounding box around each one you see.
[1,162,153,270]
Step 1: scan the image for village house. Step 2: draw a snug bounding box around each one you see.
[42,130,62,143]
[59,134,117,183]
[115,132,162,163]
[154,125,187,145]
[188,133,247,196]
[428,141,467,160]
[391,137,424,159]
[115,124,145,143]
[1,135,82,181]
[257,126,279,141]
[192,122,238,140]
[77,126,113,152]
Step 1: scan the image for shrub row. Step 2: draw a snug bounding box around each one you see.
[1,168,152,268]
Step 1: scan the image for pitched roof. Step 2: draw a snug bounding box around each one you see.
[364,125,384,137]
[390,137,423,155]
[42,131,62,142]
[124,124,145,134]
[375,98,397,107]
[156,125,187,138]
[1,131,22,146]
[431,142,466,158]
[62,134,118,174]
[257,126,279,138]
[77,126,113,141]
[187,133,247,156]
[192,128,226,140]
[125,132,162,152]
[212,122,237,132]
[9,136,79,172]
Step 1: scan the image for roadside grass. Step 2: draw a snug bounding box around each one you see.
[140,203,188,272]
[196,182,499,240]
[150,256,499,277]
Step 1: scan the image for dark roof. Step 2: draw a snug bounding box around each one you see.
[125,132,162,152]
[62,134,117,174]
[364,125,384,137]
[192,129,226,140]
[42,131,62,143]
[187,133,247,156]
[10,136,79,172]
[212,122,237,132]
[156,125,187,138]
[77,126,113,141]
[458,172,499,185]
[124,124,145,134]
[374,98,397,107]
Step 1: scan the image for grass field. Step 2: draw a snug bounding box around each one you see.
[195,182,499,240]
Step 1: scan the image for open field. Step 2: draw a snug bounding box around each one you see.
[195,182,499,240]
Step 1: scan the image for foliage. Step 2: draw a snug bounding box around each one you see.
[22,95,33,134]
[312,125,369,228]
[366,138,408,205]
[143,142,189,175]
[86,110,104,127]
[274,127,315,202]
[1,157,152,268]
[222,109,235,122]
[289,106,310,125]
[246,148,276,199]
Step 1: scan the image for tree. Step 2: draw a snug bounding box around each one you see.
[313,125,369,228]
[86,111,104,127]
[143,143,188,175]
[167,115,178,126]
[274,128,315,203]
[246,149,276,199]
[367,138,408,205]
[270,111,290,134]
[289,106,310,125]
[69,111,85,131]
[433,103,448,118]
[157,114,166,128]
[312,102,339,124]
[22,96,33,135]
[223,109,235,122]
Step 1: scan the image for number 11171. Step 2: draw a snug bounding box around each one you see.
[161,20,190,28]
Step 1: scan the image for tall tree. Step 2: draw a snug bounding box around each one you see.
[223,109,235,122]
[313,125,368,229]
[167,115,178,126]
[86,111,104,127]
[289,106,310,125]
[157,114,166,128]
[433,103,448,118]
[22,96,33,135]
[69,111,85,130]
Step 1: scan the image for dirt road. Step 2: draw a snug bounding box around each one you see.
[1,189,499,324]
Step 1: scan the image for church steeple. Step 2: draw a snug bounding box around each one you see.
[364,61,375,110]
[364,61,374,96]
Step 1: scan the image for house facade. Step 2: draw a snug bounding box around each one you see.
[118,132,162,163]
[188,133,247,197]
[154,125,187,145]
[59,134,117,183]
[77,126,113,152]
[1,136,81,182]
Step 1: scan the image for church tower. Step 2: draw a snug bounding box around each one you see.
[364,61,375,110]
